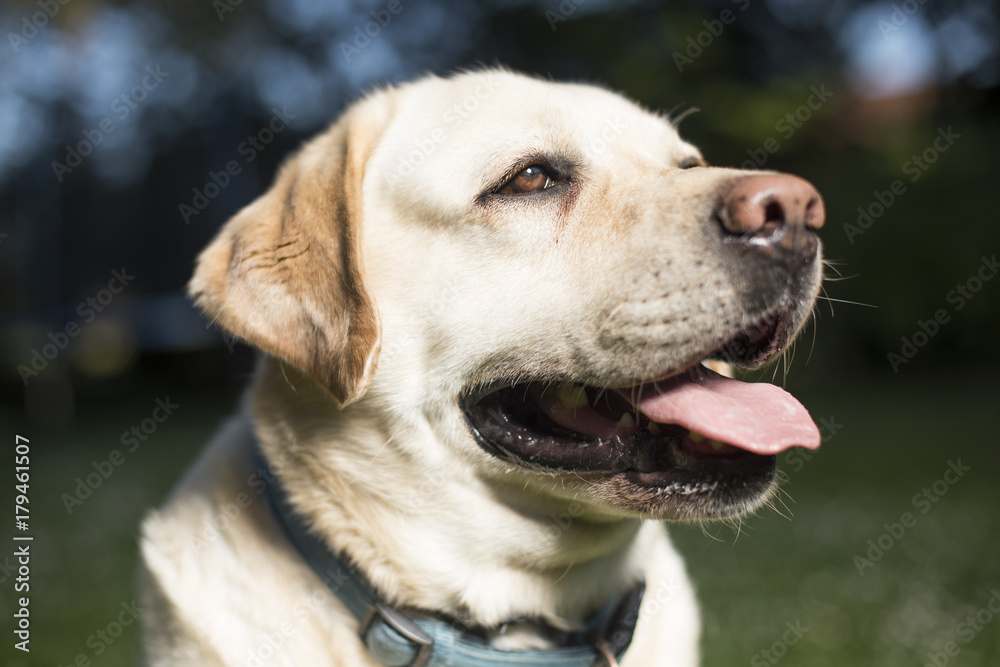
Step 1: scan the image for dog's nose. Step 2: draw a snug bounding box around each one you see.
[717,174,824,261]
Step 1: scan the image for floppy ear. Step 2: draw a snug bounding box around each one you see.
[189,99,392,407]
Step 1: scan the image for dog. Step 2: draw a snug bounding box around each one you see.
[139,68,825,666]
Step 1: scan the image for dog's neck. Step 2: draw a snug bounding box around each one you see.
[249,359,651,637]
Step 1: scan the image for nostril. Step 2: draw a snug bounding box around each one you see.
[763,200,784,224]
[804,194,825,230]
[717,173,824,260]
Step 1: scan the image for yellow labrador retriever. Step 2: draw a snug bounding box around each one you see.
[140,68,824,666]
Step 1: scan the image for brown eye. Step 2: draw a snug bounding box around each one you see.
[501,165,553,194]
[679,156,704,170]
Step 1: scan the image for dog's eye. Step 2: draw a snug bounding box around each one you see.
[500,166,553,194]
[679,157,704,170]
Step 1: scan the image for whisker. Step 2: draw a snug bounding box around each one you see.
[822,273,859,282]
[769,491,795,522]
[596,302,626,337]
[816,296,878,308]
[699,523,725,543]
[669,106,700,129]
[783,341,796,383]
[819,285,836,317]
[551,562,576,586]
[805,309,818,366]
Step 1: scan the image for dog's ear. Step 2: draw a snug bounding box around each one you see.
[189,100,393,407]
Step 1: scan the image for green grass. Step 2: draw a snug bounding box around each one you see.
[3,396,221,667]
[672,374,1000,666]
[4,374,997,666]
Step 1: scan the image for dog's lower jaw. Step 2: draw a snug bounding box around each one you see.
[575,467,781,522]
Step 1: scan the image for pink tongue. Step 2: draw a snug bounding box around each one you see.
[635,368,821,454]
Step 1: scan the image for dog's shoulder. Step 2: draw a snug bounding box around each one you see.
[142,413,260,553]
[138,413,374,665]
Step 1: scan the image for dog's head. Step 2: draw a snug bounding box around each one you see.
[191,69,824,523]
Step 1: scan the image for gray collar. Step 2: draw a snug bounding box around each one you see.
[259,454,644,667]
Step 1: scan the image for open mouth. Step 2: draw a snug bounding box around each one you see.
[713,309,788,368]
[460,318,820,517]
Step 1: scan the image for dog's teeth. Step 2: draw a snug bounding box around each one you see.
[648,422,660,434]
[618,413,635,428]
[688,431,705,442]
[556,382,588,409]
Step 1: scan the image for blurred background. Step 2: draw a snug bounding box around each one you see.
[1,0,998,665]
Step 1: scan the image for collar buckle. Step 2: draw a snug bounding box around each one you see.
[360,601,435,667]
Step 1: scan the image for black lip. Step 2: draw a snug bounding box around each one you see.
[460,383,775,491]
[710,310,789,368]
